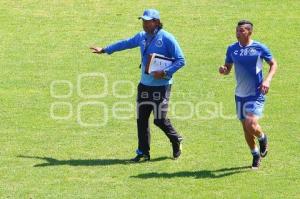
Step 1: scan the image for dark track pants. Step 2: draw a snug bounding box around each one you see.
[136,83,182,155]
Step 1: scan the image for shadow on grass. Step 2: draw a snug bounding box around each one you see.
[17,155,170,167]
[131,166,251,179]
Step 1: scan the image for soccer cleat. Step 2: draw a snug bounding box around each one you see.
[130,154,150,162]
[251,154,261,170]
[130,149,150,162]
[259,134,268,158]
[172,138,183,159]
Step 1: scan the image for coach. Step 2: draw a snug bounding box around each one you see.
[90,9,185,162]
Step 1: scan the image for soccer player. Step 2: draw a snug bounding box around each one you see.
[90,9,185,162]
[219,20,277,169]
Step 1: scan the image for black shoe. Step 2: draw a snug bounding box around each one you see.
[259,135,268,158]
[130,153,150,162]
[251,154,261,170]
[172,138,183,159]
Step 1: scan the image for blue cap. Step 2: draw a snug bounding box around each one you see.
[138,9,160,20]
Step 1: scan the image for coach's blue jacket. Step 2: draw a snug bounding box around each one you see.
[104,29,185,86]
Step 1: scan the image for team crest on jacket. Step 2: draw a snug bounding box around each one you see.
[155,39,163,47]
[248,48,257,56]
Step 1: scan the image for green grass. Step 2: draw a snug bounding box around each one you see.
[1,0,300,198]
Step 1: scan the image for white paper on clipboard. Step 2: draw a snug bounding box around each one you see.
[145,53,174,74]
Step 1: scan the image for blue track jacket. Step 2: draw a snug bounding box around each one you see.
[104,29,185,86]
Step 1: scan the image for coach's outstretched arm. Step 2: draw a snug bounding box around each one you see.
[90,47,105,54]
[90,33,141,55]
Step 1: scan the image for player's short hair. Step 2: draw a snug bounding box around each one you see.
[237,20,253,31]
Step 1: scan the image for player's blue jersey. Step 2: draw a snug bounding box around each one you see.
[104,29,185,86]
[225,40,273,97]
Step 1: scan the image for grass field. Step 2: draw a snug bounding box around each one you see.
[1,0,300,198]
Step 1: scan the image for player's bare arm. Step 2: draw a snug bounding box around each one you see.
[219,63,233,75]
[260,58,277,94]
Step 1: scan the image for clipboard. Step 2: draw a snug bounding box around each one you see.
[145,53,174,74]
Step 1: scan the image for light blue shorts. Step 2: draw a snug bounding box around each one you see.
[235,94,265,120]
